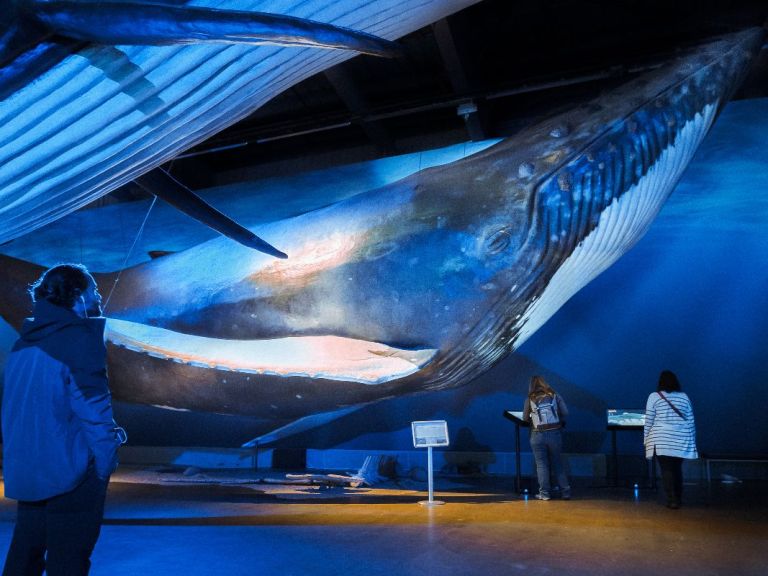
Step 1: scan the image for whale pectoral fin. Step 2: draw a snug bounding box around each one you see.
[241,405,363,448]
[0,8,85,100]
[147,250,177,260]
[0,17,45,68]
[134,168,288,258]
[30,1,402,57]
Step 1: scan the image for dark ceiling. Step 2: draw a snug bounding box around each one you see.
[155,0,768,189]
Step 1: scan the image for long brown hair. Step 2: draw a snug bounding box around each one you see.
[528,375,556,402]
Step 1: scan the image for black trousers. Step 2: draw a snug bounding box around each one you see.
[2,467,108,576]
[656,455,683,506]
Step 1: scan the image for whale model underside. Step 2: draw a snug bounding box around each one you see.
[0,25,764,426]
[0,0,480,254]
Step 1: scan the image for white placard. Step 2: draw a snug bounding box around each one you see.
[411,420,449,448]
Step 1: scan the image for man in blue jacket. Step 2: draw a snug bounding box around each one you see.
[2,264,124,576]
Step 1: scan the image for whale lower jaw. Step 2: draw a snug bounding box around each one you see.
[105,318,437,385]
[514,101,718,348]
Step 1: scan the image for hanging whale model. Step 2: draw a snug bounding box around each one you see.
[0,0,480,256]
[0,28,763,424]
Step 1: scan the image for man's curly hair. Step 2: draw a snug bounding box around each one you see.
[29,264,92,309]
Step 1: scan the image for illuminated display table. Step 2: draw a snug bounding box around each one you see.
[606,410,655,489]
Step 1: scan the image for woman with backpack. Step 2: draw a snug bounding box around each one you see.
[643,370,698,509]
[523,375,571,500]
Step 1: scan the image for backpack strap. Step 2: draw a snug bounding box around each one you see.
[658,391,686,420]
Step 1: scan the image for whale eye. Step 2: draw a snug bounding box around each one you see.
[486,227,513,254]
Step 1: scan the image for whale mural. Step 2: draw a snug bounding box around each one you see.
[0,0,479,253]
[0,28,763,425]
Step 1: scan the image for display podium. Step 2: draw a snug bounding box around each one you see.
[606,409,655,488]
[502,410,529,493]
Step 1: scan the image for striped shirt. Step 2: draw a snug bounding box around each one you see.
[643,391,698,459]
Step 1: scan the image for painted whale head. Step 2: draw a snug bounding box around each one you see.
[65,28,761,419]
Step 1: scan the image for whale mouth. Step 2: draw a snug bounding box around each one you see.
[105,318,437,385]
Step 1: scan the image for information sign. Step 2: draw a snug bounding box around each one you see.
[411,420,450,448]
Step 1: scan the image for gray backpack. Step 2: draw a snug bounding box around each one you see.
[531,394,560,428]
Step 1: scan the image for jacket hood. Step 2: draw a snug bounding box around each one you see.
[18,300,105,344]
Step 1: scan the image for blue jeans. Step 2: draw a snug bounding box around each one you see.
[530,429,570,497]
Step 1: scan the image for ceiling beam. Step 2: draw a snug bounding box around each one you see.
[431,17,487,140]
[323,67,395,153]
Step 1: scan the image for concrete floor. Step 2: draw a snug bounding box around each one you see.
[1,469,766,576]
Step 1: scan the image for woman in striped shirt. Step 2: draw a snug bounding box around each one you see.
[644,370,698,509]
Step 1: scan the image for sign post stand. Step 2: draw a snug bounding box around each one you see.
[424,446,441,506]
[411,420,449,507]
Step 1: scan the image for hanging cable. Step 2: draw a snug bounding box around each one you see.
[102,195,158,313]
[78,210,84,264]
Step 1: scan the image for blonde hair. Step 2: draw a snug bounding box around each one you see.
[528,375,556,402]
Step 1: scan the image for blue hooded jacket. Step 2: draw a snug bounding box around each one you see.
[2,299,121,501]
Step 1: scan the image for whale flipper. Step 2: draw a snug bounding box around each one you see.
[134,168,288,258]
[29,1,401,56]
